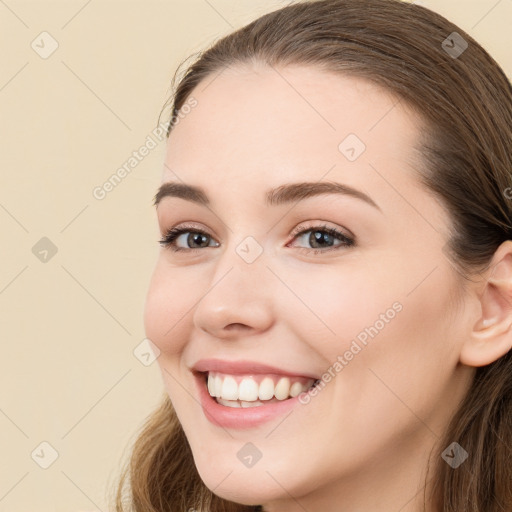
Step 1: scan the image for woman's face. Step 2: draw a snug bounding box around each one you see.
[145,65,476,508]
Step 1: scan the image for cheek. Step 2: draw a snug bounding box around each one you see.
[143,261,193,356]
[328,265,462,438]
[279,260,402,356]
[291,257,460,417]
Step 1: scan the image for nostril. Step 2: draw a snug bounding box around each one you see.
[225,323,251,331]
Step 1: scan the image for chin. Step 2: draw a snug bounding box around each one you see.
[194,455,315,507]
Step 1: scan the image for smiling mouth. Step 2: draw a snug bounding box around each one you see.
[202,371,320,408]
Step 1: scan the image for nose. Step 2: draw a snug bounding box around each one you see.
[192,244,275,339]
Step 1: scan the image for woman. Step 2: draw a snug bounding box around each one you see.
[114,0,512,510]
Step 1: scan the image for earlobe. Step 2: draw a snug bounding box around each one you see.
[460,242,512,367]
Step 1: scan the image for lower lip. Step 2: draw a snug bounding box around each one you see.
[194,373,303,429]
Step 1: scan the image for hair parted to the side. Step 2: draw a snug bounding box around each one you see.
[113,1,512,510]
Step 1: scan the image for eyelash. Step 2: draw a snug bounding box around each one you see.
[158,222,355,255]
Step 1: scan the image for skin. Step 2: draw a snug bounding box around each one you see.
[144,64,512,512]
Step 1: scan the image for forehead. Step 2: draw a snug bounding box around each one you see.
[163,64,425,202]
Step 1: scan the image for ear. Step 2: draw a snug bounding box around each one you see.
[460,240,512,367]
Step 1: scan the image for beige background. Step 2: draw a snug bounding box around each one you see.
[0,0,510,510]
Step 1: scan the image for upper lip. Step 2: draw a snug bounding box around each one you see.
[191,358,319,380]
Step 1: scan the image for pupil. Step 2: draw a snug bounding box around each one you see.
[312,231,332,248]
[190,233,208,248]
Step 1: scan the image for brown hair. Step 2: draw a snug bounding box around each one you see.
[113,1,512,510]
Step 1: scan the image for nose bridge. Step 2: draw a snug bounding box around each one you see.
[214,229,269,288]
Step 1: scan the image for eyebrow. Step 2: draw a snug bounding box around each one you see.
[153,180,381,211]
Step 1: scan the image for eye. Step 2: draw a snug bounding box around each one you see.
[158,223,218,252]
[287,224,355,254]
[158,223,355,254]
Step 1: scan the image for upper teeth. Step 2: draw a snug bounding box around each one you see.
[207,372,315,402]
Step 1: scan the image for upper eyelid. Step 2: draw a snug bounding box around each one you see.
[161,222,351,238]
[160,218,353,233]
